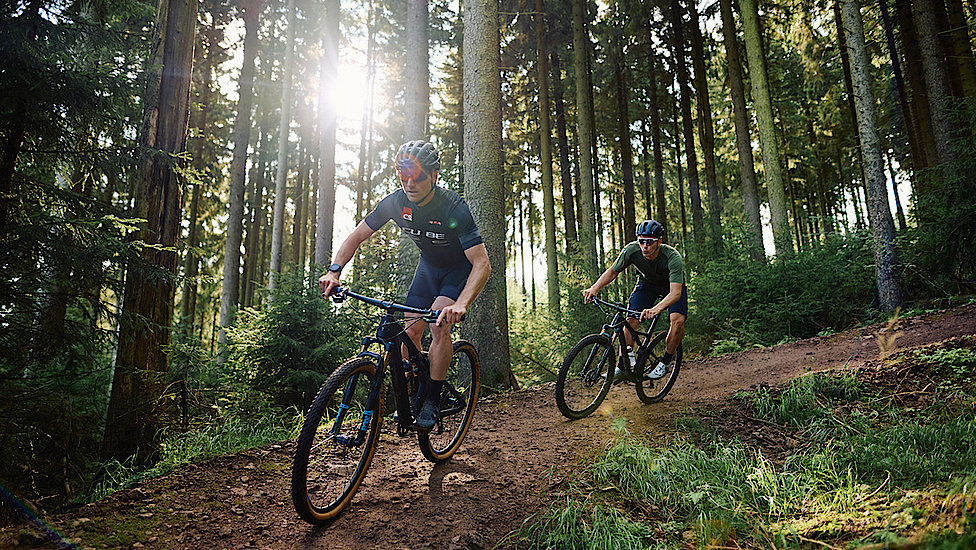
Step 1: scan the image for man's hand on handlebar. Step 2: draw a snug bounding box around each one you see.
[435,303,466,326]
[582,287,599,303]
[318,271,341,299]
[640,307,662,322]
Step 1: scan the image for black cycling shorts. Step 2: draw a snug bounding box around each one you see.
[405,257,473,309]
[627,282,688,317]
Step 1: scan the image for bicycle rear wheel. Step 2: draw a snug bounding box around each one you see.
[419,340,480,463]
[555,334,615,420]
[291,357,383,525]
[636,331,682,404]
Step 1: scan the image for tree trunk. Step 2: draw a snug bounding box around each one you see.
[571,0,599,278]
[550,51,577,253]
[535,0,559,313]
[357,0,376,224]
[942,0,976,100]
[738,0,792,258]
[102,0,196,463]
[912,0,960,183]
[878,0,922,182]
[670,0,704,247]
[719,0,763,261]
[612,46,636,245]
[218,0,258,353]
[645,37,668,236]
[395,0,429,298]
[462,0,513,388]
[895,0,938,173]
[292,143,307,266]
[268,0,296,291]
[840,0,905,312]
[315,0,340,268]
[406,0,430,137]
[689,1,722,252]
[181,24,216,336]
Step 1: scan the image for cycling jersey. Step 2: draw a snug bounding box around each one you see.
[611,242,685,286]
[365,187,483,268]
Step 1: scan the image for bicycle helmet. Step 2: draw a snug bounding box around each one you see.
[395,140,441,179]
[636,219,664,238]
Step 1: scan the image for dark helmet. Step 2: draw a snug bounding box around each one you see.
[395,140,441,179]
[636,219,664,238]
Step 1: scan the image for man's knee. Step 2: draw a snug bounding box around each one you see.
[670,313,686,330]
[405,317,425,339]
[429,321,451,342]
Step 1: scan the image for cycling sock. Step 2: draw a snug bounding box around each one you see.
[426,379,444,403]
[662,352,673,364]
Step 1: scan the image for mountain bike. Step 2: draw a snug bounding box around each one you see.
[291,286,480,525]
[555,296,682,420]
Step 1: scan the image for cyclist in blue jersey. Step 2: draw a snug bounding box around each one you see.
[319,140,491,431]
[582,220,687,380]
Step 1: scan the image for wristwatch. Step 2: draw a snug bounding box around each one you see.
[327,263,343,274]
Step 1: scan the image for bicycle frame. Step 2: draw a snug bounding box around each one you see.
[589,296,662,373]
[331,287,439,434]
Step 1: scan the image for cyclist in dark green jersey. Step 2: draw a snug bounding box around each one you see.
[582,220,687,380]
[319,140,491,431]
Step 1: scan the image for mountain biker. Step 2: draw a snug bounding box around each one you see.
[319,140,491,431]
[582,219,687,380]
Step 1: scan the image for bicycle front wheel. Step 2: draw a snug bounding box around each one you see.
[636,331,682,404]
[291,357,383,525]
[418,340,480,463]
[555,334,615,420]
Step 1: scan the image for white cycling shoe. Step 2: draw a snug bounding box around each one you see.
[646,361,670,380]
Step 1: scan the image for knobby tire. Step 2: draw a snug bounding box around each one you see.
[418,340,480,463]
[636,331,682,404]
[291,357,383,525]
[555,334,615,420]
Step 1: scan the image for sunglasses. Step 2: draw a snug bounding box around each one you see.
[638,237,659,245]
[396,159,428,183]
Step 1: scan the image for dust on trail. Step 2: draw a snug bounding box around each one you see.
[3,303,974,550]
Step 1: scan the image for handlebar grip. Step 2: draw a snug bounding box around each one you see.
[330,286,346,302]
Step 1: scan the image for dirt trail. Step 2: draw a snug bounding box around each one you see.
[4,303,975,550]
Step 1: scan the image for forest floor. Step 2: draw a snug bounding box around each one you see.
[3,302,975,550]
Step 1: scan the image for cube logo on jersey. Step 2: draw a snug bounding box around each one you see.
[402,206,413,221]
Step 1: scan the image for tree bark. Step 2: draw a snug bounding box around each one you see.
[738,0,792,258]
[612,46,636,244]
[218,0,258,352]
[912,0,960,184]
[315,0,340,268]
[645,35,668,236]
[941,0,976,100]
[895,0,938,173]
[670,0,704,247]
[462,0,513,388]
[571,0,599,278]
[840,0,904,312]
[688,1,722,252]
[719,0,763,261]
[535,0,559,313]
[269,0,296,291]
[396,0,429,298]
[550,51,577,252]
[878,0,922,182]
[103,0,196,463]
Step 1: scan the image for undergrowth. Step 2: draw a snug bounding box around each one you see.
[83,404,302,503]
[510,337,976,549]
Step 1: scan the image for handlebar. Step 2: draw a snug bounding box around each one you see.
[586,295,643,319]
[331,286,441,323]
